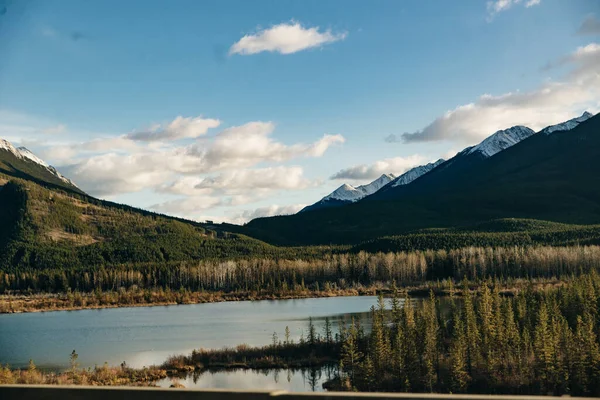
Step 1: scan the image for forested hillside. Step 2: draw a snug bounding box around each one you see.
[0,175,332,273]
[242,113,600,245]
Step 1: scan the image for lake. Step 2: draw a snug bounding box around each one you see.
[0,296,385,371]
[156,367,336,392]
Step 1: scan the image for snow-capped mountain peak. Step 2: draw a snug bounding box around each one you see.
[17,147,50,167]
[0,138,78,188]
[540,112,593,135]
[0,138,20,156]
[323,173,396,202]
[391,159,445,187]
[468,125,535,158]
[362,173,396,193]
[324,184,363,202]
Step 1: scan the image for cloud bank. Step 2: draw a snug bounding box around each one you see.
[126,116,221,142]
[388,43,600,144]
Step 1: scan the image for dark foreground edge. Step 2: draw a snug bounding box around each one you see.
[0,385,595,400]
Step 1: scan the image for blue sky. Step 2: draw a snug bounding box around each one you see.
[0,0,599,223]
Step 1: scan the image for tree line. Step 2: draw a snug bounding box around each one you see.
[3,244,600,295]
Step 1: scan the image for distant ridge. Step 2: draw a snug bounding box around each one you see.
[390,159,445,188]
[300,173,396,212]
[244,112,600,245]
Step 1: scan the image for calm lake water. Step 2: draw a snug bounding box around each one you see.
[0,296,383,371]
[156,367,336,392]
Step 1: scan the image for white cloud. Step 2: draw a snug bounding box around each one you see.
[195,166,311,191]
[331,155,427,181]
[52,120,342,198]
[149,203,306,225]
[150,196,224,215]
[441,149,460,160]
[487,0,542,20]
[159,166,312,196]
[238,204,307,222]
[397,43,600,143]
[150,166,313,220]
[229,21,347,55]
[579,15,600,36]
[172,121,344,173]
[126,116,221,141]
[60,152,174,197]
[157,176,212,196]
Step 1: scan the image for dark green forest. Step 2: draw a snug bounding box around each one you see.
[335,274,600,395]
[166,274,600,396]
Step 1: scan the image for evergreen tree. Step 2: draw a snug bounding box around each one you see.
[284,326,291,345]
[462,280,480,374]
[534,302,556,394]
[340,318,363,385]
[323,317,333,345]
[449,312,470,392]
[421,291,439,391]
[308,317,317,346]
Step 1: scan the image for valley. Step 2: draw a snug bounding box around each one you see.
[2,2,600,396]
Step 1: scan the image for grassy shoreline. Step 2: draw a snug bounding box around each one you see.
[0,287,372,314]
[0,277,570,314]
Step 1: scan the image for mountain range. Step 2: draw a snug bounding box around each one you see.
[0,111,598,254]
[299,112,592,212]
[300,173,396,212]
[301,159,447,212]
[241,111,599,245]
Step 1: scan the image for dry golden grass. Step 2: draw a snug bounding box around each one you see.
[0,362,167,386]
[45,229,100,245]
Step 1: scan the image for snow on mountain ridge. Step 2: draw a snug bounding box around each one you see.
[391,159,445,187]
[467,125,535,158]
[0,138,20,156]
[323,173,396,202]
[0,138,78,188]
[17,147,50,167]
[540,112,593,135]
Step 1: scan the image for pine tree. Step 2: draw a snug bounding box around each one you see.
[308,317,317,346]
[341,318,363,385]
[421,291,439,392]
[462,281,480,374]
[361,355,376,391]
[370,304,390,374]
[449,312,470,392]
[393,317,410,391]
[323,317,333,345]
[534,302,556,394]
[572,313,600,395]
[284,326,291,345]
[402,295,419,389]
